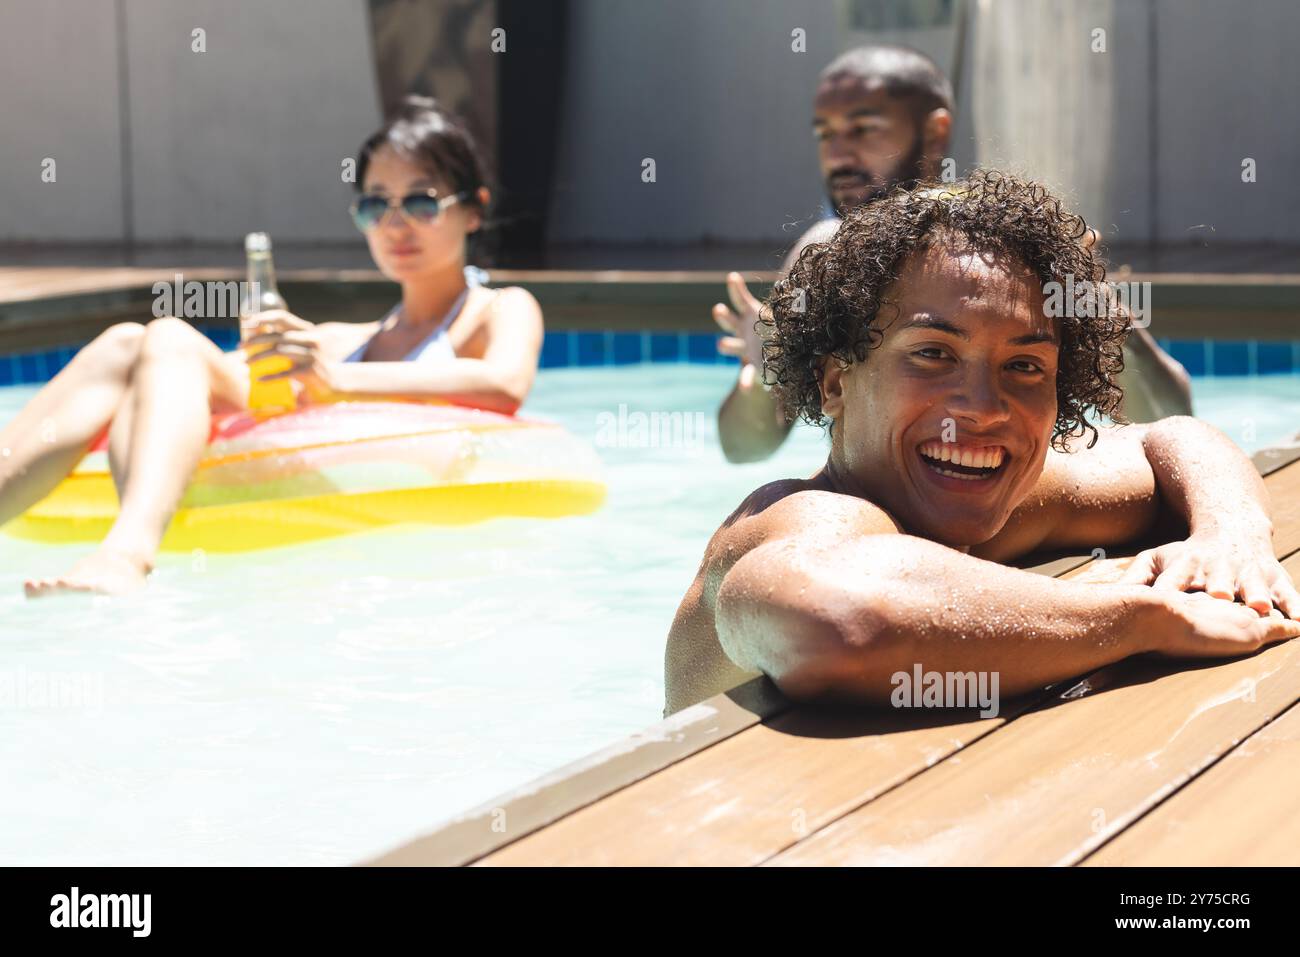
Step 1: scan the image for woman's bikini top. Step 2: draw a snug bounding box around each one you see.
[341,265,488,365]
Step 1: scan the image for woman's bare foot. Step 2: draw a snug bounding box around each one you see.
[24,548,153,598]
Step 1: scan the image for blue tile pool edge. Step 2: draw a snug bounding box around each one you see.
[0,333,1297,386]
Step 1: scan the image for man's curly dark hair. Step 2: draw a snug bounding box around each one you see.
[762,168,1130,451]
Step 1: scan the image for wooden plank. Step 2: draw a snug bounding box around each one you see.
[1081,701,1300,866]
[1264,458,1300,556]
[475,688,1057,867]
[765,551,1300,867]
[362,677,787,866]
[1015,551,1095,578]
[0,267,762,307]
[1255,441,1300,478]
[0,266,232,302]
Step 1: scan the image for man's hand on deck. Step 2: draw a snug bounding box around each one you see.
[1147,588,1300,658]
[1121,528,1300,619]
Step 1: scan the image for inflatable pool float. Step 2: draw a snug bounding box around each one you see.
[4,402,606,552]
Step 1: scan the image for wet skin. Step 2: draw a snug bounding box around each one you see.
[812,243,1059,548]
[669,243,1299,713]
[676,243,1067,707]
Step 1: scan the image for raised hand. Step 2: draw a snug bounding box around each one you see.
[713,272,766,388]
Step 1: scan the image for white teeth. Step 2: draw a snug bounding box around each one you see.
[917,441,1005,469]
[924,461,991,481]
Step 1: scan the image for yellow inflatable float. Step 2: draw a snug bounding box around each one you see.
[4,402,606,552]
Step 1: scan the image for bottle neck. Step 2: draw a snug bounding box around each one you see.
[243,253,285,313]
[246,254,277,294]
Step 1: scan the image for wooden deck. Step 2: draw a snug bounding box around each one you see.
[367,446,1300,866]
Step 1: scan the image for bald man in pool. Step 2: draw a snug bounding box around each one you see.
[665,170,1299,715]
[714,44,1192,463]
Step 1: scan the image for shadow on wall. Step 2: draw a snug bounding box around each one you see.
[365,0,569,267]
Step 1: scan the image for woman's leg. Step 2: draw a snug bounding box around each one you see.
[102,342,247,495]
[0,322,146,528]
[24,318,249,597]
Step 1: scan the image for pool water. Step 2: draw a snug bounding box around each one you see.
[1182,376,1300,452]
[0,364,826,865]
[0,365,1295,865]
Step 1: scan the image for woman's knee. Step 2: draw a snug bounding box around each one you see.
[140,316,212,362]
[77,322,146,377]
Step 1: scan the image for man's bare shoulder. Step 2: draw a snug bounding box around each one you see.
[972,421,1158,562]
[664,477,900,716]
[698,477,902,599]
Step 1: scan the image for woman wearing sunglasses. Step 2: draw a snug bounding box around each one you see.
[6,96,543,596]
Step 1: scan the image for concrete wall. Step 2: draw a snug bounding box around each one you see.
[969,0,1300,245]
[549,0,1300,248]
[3,0,1297,249]
[0,0,380,243]
[1153,0,1300,242]
[545,0,843,248]
[0,0,127,242]
[968,0,1127,234]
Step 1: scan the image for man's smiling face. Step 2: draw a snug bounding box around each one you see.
[820,240,1060,547]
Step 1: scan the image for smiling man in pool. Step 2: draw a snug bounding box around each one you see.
[665,170,1300,715]
[713,44,1193,463]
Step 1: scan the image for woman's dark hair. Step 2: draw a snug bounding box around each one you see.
[355,95,489,214]
[763,168,1130,451]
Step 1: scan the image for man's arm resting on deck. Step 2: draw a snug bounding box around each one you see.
[714,523,1166,704]
[988,416,1298,616]
[709,469,1300,706]
[1121,416,1298,615]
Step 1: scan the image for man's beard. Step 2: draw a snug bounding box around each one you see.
[826,136,928,216]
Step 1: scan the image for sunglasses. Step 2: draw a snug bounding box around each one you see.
[349,189,468,231]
